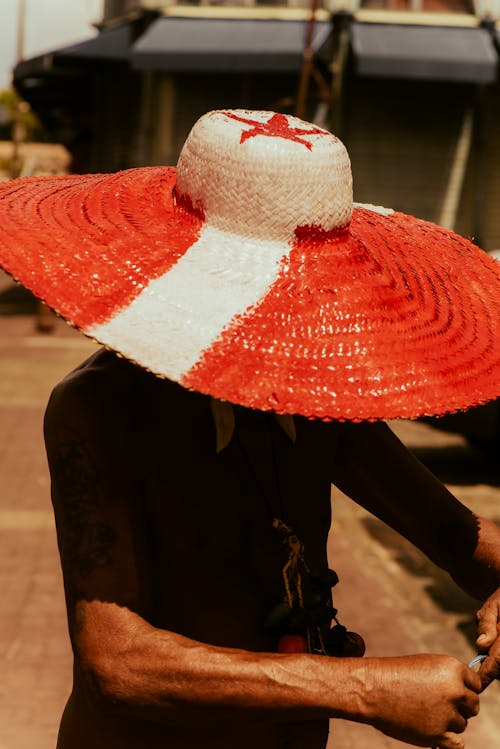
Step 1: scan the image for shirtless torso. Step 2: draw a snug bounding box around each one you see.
[45,348,341,749]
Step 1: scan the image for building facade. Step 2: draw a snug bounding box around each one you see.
[13,0,500,248]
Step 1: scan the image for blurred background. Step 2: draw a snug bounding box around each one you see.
[4,0,500,243]
[1,1,500,747]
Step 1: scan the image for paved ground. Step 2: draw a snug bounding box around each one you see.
[1,272,499,748]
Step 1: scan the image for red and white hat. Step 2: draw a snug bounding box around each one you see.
[1,108,500,420]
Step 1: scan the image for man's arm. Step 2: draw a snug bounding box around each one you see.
[44,380,480,747]
[331,421,500,685]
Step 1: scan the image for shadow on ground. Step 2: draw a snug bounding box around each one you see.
[0,283,37,315]
[410,442,500,488]
[361,515,480,645]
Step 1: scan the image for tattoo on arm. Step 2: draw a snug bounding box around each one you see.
[51,424,116,581]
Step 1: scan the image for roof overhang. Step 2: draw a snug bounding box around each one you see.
[351,22,498,83]
[55,23,132,63]
[14,23,131,84]
[131,16,332,73]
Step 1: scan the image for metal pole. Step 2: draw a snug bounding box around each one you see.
[438,107,474,231]
[11,0,26,179]
[329,12,351,138]
[16,0,26,61]
[295,0,319,120]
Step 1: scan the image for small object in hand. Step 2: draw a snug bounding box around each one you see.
[468,654,487,670]
[278,634,309,653]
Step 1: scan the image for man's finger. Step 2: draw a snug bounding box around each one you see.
[435,731,465,749]
[476,600,500,648]
[463,664,483,693]
[458,689,480,719]
[479,652,500,689]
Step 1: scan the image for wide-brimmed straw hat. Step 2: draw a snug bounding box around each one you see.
[1,108,500,420]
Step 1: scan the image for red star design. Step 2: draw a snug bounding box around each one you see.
[222,112,329,151]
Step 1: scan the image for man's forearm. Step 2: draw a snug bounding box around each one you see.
[449,516,500,601]
[75,600,367,725]
[74,599,480,749]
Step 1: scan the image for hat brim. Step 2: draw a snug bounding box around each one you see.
[1,167,499,421]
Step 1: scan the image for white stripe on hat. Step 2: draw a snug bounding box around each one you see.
[354,203,394,216]
[88,224,291,379]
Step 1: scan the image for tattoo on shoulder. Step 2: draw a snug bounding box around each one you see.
[51,424,116,580]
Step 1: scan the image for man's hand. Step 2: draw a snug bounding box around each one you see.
[361,655,481,749]
[476,590,500,687]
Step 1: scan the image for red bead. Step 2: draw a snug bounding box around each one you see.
[278,634,309,653]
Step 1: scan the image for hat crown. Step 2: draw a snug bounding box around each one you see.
[175,109,353,241]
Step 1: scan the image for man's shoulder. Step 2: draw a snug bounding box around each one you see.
[52,347,136,396]
[44,348,152,425]
[46,347,206,422]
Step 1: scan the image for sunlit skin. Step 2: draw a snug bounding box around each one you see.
[43,348,500,749]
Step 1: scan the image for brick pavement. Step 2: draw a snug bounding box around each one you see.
[0,306,96,749]
[1,286,499,748]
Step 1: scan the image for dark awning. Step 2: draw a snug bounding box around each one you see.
[55,24,132,62]
[351,23,498,83]
[12,25,134,147]
[13,23,131,81]
[132,17,332,73]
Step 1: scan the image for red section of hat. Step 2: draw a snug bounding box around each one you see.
[182,209,500,420]
[222,112,330,151]
[0,167,203,329]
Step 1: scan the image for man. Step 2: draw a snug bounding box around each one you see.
[2,109,500,749]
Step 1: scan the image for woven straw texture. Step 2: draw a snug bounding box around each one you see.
[0,109,499,420]
[183,206,500,420]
